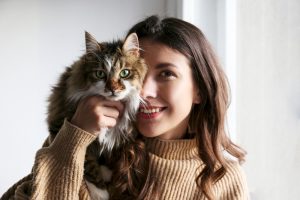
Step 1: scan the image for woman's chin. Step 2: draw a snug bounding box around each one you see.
[138,129,160,138]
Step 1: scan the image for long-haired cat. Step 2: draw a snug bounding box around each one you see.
[46,31,147,199]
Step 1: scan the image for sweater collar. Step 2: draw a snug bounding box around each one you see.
[145,137,199,160]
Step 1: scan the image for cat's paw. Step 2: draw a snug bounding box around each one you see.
[86,180,109,200]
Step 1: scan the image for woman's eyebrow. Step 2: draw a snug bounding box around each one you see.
[155,62,178,69]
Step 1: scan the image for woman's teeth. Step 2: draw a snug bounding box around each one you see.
[140,108,160,114]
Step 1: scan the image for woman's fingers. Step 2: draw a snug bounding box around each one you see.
[101,100,124,117]
[70,96,124,136]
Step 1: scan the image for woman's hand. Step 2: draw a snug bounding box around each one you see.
[71,96,124,136]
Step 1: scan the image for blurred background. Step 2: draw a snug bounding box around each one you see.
[0,0,299,199]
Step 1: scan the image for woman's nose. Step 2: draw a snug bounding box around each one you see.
[140,76,157,99]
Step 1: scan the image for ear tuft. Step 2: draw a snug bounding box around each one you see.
[122,33,140,56]
[85,31,101,52]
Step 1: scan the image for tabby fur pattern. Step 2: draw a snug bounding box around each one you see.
[46,31,147,200]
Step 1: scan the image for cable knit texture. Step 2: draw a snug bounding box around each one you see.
[1,121,249,200]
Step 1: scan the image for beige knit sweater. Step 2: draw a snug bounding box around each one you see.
[1,120,249,200]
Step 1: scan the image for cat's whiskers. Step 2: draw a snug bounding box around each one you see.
[139,98,157,117]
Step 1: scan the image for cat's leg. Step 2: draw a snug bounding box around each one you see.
[85,180,109,200]
[85,165,112,200]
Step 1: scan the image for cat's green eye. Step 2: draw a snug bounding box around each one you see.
[120,69,131,78]
[95,70,106,79]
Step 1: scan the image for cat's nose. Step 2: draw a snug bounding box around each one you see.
[140,77,157,99]
[105,80,124,96]
[103,86,114,95]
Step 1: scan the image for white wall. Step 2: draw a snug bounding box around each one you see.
[178,0,238,140]
[176,0,300,199]
[0,0,167,194]
[236,0,300,199]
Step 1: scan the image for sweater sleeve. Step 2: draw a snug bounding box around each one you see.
[1,119,96,200]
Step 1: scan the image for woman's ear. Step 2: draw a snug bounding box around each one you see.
[193,90,201,104]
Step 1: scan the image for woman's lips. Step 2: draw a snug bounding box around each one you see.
[138,106,166,119]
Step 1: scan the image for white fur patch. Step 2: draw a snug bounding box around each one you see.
[86,180,109,200]
[104,57,112,72]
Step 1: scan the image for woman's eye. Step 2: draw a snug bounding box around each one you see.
[95,70,106,79]
[159,70,176,79]
[120,69,131,78]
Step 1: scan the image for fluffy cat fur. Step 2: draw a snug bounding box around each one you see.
[46,31,147,199]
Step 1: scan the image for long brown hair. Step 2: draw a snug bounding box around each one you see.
[111,15,246,200]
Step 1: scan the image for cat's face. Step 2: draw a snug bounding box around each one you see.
[67,32,147,102]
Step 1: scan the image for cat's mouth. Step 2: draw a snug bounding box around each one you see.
[104,92,125,101]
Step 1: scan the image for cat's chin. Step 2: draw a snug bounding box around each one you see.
[105,96,123,101]
[104,93,131,101]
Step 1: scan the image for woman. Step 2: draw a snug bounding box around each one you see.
[1,16,248,200]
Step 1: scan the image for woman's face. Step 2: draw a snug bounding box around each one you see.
[137,40,200,140]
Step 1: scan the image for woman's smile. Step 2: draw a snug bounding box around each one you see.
[138,106,167,119]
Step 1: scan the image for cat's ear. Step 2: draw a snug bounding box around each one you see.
[85,31,101,52]
[123,33,139,57]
